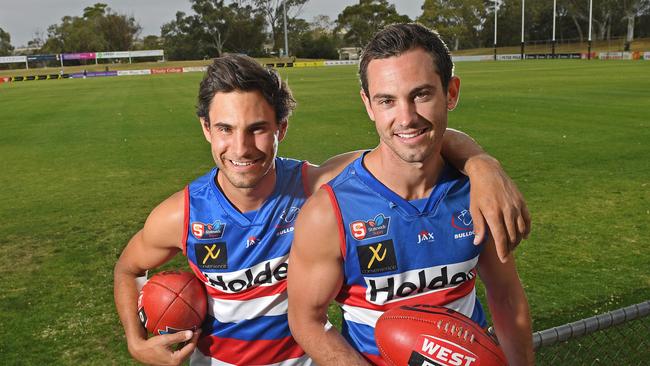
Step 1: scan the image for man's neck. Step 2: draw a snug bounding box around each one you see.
[363,148,445,201]
[216,169,276,213]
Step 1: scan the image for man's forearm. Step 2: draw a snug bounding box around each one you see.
[488,288,534,365]
[113,261,148,353]
[441,128,486,174]
[290,320,370,366]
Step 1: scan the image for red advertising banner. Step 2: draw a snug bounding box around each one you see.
[150,67,183,74]
[0,77,9,83]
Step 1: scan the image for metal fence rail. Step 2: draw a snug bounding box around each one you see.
[533,300,650,365]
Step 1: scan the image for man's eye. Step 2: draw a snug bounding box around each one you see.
[414,92,431,101]
[379,99,394,106]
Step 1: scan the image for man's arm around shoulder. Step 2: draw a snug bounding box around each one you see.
[113,190,200,366]
[288,188,370,366]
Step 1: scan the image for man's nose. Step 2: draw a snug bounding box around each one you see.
[396,101,418,127]
[231,131,253,156]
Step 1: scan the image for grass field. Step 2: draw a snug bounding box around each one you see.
[1,60,648,364]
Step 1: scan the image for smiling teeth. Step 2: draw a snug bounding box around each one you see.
[231,160,254,166]
[397,130,423,138]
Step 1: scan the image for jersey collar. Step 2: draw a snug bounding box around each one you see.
[353,151,458,217]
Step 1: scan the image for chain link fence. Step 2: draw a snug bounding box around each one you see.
[533,301,650,365]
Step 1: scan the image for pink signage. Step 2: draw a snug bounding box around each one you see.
[62,52,96,60]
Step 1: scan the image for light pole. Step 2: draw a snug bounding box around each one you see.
[552,0,557,58]
[521,0,525,59]
[494,0,498,61]
[587,0,593,60]
[283,0,289,58]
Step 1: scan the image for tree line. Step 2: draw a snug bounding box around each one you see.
[1,0,650,59]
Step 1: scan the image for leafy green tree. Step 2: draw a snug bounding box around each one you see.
[253,0,309,53]
[161,12,205,60]
[161,1,266,60]
[41,3,140,53]
[335,0,411,48]
[0,27,14,56]
[191,0,265,56]
[141,35,162,50]
[418,0,485,50]
[285,15,338,59]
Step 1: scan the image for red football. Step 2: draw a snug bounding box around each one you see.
[375,305,506,366]
[137,270,207,335]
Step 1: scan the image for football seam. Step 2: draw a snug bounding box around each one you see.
[177,277,204,322]
[148,275,199,333]
[378,315,506,363]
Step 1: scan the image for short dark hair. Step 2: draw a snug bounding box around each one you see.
[359,23,454,97]
[196,54,296,124]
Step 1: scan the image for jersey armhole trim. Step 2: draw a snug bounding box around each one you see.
[181,185,190,256]
[301,161,312,198]
[322,184,346,260]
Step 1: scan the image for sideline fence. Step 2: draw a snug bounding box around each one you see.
[533,300,650,365]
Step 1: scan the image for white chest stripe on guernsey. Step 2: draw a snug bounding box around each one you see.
[341,304,384,327]
[207,291,288,323]
[190,350,315,366]
[342,288,478,328]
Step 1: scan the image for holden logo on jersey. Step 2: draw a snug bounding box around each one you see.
[409,335,477,366]
[195,243,228,270]
[451,210,475,240]
[246,236,260,248]
[357,240,397,274]
[417,230,435,244]
[203,255,289,293]
[365,258,478,304]
[191,220,226,240]
[350,213,391,240]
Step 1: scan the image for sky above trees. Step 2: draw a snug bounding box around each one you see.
[0,0,423,47]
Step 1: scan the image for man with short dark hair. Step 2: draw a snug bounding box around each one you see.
[288,24,534,365]
[114,53,530,365]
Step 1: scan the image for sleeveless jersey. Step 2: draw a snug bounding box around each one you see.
[324,154,486,365]
[183,157,314,366]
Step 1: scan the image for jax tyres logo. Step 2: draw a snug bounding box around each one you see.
[195,243,228,270]
[191,220,226,239]
[350,213,390,240]
[357,240,397,274]
[407,335,477,366]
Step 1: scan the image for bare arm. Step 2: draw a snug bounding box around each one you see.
[477,239,534,365]
[113,190,200,365]
[442,128,531,262]
[287,189,370,366]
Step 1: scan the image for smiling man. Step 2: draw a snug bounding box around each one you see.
[114,53,530,366]
[287,24,534,365]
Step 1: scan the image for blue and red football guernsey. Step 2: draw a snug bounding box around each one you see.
[183,157,314,366]
[324,153,486,365]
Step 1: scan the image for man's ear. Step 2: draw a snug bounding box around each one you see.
[277,121,288,142]
[360,89,375,122]
[199,118,211,142]
[446,76,461,111]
